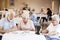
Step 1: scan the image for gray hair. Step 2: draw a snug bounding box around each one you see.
[5,11,15,18]
[52,14,59,23]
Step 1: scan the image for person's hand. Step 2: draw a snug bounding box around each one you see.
[42,30,48,34]
[48,31,58,36]
[24,28,32,30]
[21,27,28,30]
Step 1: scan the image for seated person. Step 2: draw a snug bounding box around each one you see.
[42,15,60,40]
[40,8,47,22]
[18,14,35,31]
[30,9,37,22]
[34,17,41,34]
[0,11,17,34]
[29,9,40,34]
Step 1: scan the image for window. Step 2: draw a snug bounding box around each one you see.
[9,0,14,6]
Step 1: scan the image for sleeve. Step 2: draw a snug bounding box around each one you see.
[46,23,52,30]
[0,18,5,27]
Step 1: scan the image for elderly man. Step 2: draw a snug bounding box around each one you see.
[42,14,60,40]
[18,14,35,31]
[0,11,17,34]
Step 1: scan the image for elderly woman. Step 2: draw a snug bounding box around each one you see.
[0,11,17,34]
[18,14,35,31]
[42,14,60,40]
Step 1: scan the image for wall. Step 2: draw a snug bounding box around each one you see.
[1,0,59,13]
[7,0,52,13]
[59,0,60,14]
[54,0,59,14]
[0,0,4,10]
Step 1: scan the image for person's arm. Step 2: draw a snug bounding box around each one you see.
[18,22,31,30]
[0,26,18,33]
[3,26,17,33]
[0,30,6,34]
[10,26,17,31]
[42,23,52,34]
[0,26,7,34]
[42,29,49,34]
[5,21,18,33]
[48,31,58,36]
[10,20,18,31]
[18,22,22,30]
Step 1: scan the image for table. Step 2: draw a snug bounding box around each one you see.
[37,14,47,18]
[2,31,46,40]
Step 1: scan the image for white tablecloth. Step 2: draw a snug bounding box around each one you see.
[2,31,46,40]
[37,14,47,19]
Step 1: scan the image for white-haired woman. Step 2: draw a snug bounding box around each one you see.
[18,14,35,31]
[42,14,60,40]
[0,11,17,34]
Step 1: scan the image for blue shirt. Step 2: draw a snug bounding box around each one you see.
[30,14,40,26]
[0,18,16,30]
[31,13,37,22]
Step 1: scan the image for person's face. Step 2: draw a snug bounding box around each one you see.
[22,17,28,23]
[41,9,43,12]
[52,18,58,26]
[8,13,14,20]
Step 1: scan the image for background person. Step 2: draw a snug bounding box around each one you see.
[0,11,17,34]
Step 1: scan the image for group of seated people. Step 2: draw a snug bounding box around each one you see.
[0,7,60,40]
[0,10,35,33]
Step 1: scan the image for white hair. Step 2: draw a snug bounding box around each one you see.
[22,14,29,19]
[5,11,15,18]
[52,14,59,23]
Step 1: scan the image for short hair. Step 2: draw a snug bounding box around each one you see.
[22,14,29,19]
[47,8,50,10]
[5,11,15,18]
[52,14,59,23]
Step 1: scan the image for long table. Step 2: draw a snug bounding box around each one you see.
[2,30,46,40]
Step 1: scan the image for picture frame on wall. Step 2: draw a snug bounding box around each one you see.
[9,0,14,6]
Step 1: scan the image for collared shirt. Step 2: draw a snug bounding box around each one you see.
[0,18,16,30]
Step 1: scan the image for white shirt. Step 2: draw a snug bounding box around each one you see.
[47,23,56,33]
[19,20,35,30]
[47,23,60,38]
